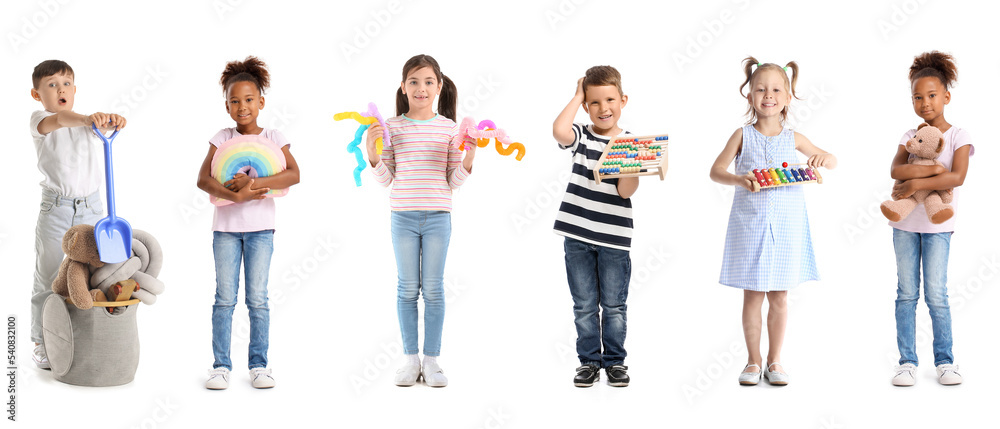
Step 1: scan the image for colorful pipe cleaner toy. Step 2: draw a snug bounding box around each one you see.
[334,102,389,187]
[453,117,526,161]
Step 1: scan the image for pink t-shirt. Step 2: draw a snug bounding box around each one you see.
[208,128,291,232]
[888,126,973,233]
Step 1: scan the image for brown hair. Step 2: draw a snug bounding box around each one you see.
[909,51,957,89]
[32,60,74,88]
[739,56,799,124]
[582,65,624,97]
[396,54,457,121]
[220,56,271,95]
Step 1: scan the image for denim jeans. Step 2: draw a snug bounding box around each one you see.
[893,228,953,366]
[564,237,631,367]
[391,211,451,356]
[212,230,273,370]
[31,189,104,343]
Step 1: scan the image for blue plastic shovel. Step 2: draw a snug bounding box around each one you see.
[91,123,132,264]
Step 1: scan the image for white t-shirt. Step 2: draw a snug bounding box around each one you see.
[30,110,104,197]
[888,126,974,233]
[208,128,291,232]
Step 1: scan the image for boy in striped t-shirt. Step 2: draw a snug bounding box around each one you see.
[552,66,638,388]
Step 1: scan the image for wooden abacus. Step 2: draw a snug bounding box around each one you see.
[747,162,823,192]
[593,134,669,184]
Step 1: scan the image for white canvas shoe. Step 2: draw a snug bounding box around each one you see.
[250,368,276,389]
[763,363,789,385]
[32,344,50,370]
[936,364,962,385]
[395,363,421,386]
[206,368,230,390]
[421,361,448,388]
[892,363,917,386]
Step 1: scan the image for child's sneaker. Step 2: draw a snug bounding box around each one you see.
[936,364,962,385]
[606,365,629,387]
[892,363,916,386]
[421,361,448,388]
[573,364,599,387]
[394,363,421,386]
[206,367,230,390]
[32,344,50,370]
[250,367,276,389]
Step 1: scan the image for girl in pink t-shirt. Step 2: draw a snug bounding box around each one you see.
[196,56,300,390]
[887,51,973,387]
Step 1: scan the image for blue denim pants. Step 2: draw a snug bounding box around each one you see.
[212,230,273,370]
[893,228,954,366]
[391,211,451,356]
[31,189,104,343]
[564,237,631,367]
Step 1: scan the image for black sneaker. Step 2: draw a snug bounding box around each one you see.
[574,364,600,387]
[606,365,629,387]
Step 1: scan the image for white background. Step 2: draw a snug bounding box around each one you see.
[2,0,997,427]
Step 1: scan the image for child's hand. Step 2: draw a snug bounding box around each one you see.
[234,178,269,203]
[738,175,757,193]
[575,77,585,99]
[106,114,126,130]
[224,173,252,192]
[807,153,834,169]
[892,180,917,200]
[366,124,383,162]
[87,112,126,130]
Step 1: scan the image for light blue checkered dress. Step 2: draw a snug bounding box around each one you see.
[719,125,819,291]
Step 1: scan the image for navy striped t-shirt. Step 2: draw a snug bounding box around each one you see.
[553,123,633,250]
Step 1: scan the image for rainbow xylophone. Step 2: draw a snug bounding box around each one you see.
[593,134,669,184]
[747,162,823,192]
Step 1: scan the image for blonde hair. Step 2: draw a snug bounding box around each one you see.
[739,56,799,124]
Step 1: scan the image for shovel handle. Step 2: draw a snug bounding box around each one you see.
[92,122,120,219]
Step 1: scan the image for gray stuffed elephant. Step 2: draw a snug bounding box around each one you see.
[89,229,165,304]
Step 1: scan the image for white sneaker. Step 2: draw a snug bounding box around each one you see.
[421,361,448,388]
[32,344,50,370]
[395,363,421,386]
[206,367,230,390]
[250,368,276,389]
[936,364,963,385]
[892,363,917,386]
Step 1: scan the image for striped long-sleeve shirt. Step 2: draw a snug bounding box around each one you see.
[371,114,471,211]
[553,123,633,250]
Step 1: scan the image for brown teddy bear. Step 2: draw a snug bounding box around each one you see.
[51,224,105,310]
[881,123,954,224]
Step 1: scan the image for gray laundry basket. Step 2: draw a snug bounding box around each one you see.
[41,294,140,386]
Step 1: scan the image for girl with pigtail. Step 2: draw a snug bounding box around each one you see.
[197,56,300,390]
[710,57,836,386]
[887,51,972,387]
[365,54,476,387]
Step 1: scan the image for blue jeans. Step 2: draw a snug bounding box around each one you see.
[564,237,630,367]
[391,211,451,356]
[893,228,953,366]
[212,230,273,370]
[31,189,104,343]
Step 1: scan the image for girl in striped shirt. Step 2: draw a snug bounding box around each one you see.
[709,57,836,386]
[365,54,475,388]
